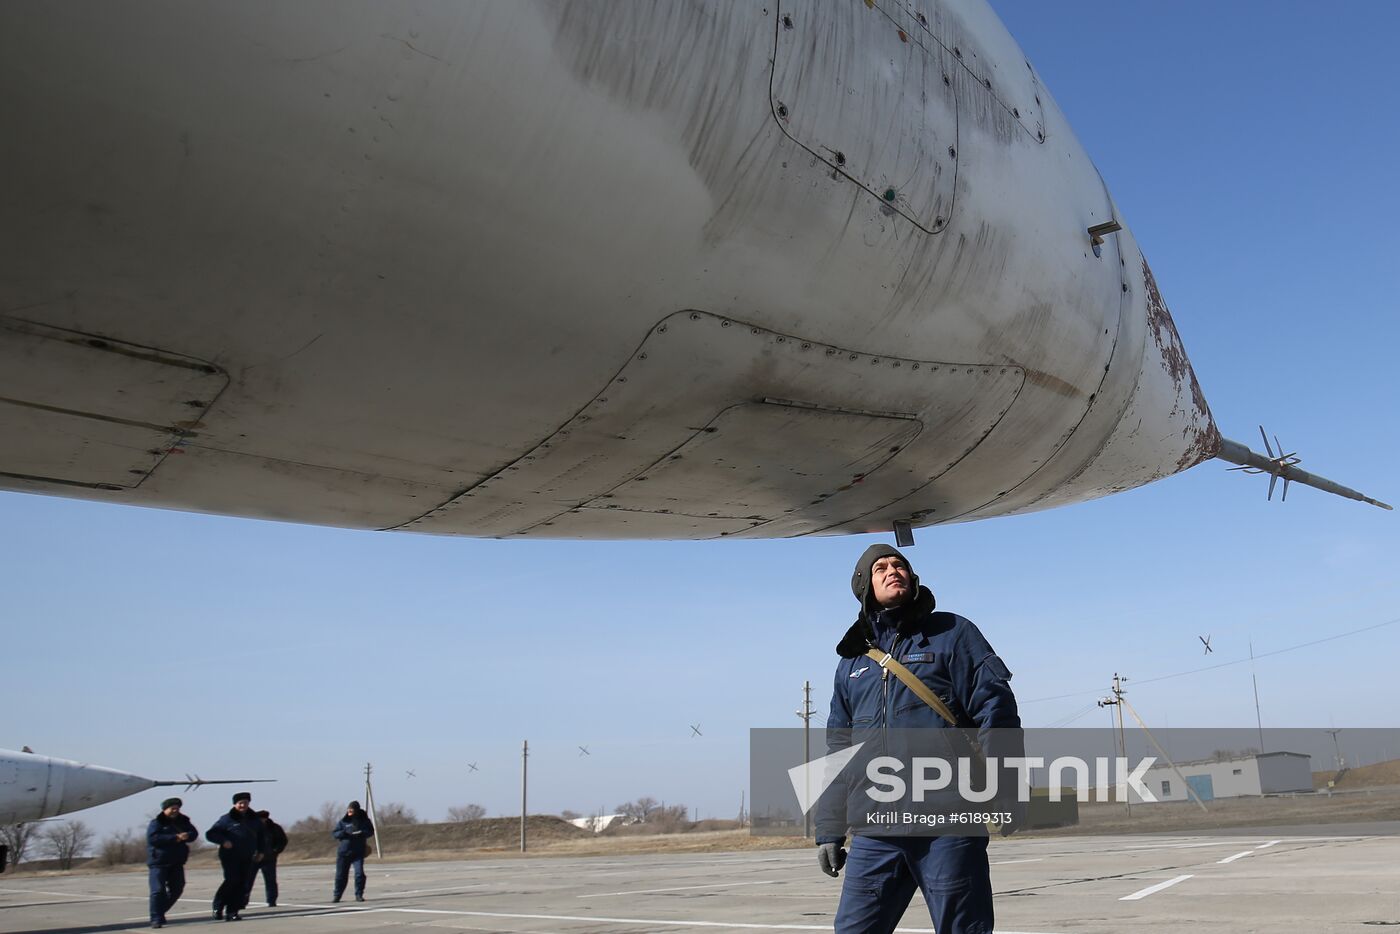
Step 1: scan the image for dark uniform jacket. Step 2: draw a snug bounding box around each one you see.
[146,812,198,867]
[818,586,1022,843]
[262,818,288,858]
[205,808,266,860]
[332,813,375,858]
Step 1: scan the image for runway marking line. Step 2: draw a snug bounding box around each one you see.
[1119,874,1194,901]
[281,903,1069,933]
[578,879,779,898]
[1120,840,1242,851]
[1219,839,1286,864]
[0,886,134,901]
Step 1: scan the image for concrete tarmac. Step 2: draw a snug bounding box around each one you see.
[3,833,1398,933]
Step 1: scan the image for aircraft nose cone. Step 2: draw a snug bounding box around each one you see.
[57,762,153,815]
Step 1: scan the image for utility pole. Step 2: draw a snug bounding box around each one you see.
[796,680,815,838]
[1325,729,1344,771]
[363,762,382,859]
[1097,674,1130,816]
[520,740,528,853]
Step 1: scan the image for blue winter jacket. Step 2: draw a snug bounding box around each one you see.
[146,812,198,867]
[817,587,1021,843]
[205,808,266,861]
[332,813,375,858]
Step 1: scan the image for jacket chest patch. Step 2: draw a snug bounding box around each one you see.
[902,652,933,663]
[849,666,870,678]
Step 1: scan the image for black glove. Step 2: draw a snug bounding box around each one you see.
[817,841,846,877]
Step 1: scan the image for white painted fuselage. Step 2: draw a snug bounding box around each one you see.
[0,1,1218,538]
[0,748,156,824]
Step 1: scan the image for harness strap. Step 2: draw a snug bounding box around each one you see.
[864,648,958,726]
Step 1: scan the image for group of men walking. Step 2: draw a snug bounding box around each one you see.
[144,792,371,928]
[145,792,285,927]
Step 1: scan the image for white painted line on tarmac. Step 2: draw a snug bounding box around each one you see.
[123,907,229,922]
[578,879,779,898]
[343,906,1070,933]
[377,883,492,897]
[1119,874,1194,901]
[1121,840,1241,851]
[1218,839,1285,864]
[0,886,134,901]
[991,857,1045,865]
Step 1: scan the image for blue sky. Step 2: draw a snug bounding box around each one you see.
[5,2,1399,842]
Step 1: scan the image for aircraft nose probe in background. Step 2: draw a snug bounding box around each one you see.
[0,747,274,829]
[1217,427,1390,510]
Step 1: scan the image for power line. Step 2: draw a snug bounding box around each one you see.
[1022,614,1400,705]
[1041,701,1099,729]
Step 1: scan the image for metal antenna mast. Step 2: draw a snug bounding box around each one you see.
[1250,640,1265,753]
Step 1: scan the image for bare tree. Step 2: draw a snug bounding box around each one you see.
[0,823,40,867]
[97,827,145,866]
[649,803,690,833]
[446,804,486,822]
[375,801,418,826]
[616,797,660,823]
[559,809,582,821]
[40,820,94,869]
[289,801,342,834]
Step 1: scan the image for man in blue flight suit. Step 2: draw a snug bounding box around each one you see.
[206,791,266,921]
[816,544,1021,934]
[145,797,197,929]
[331,801,375,903]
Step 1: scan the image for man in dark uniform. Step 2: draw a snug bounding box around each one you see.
[816,544,1021,934]
[245,810,287,907]
[145,797,197,929]
[331,801,375,902]
[206,791,265,921]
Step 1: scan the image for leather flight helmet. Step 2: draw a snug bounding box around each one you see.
[851,543,919,615]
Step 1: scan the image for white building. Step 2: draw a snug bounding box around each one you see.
[1133,751,1312,803]
[567,813,627,833]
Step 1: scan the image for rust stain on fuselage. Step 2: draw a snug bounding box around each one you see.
[1141,258,1220,469]
[1021,366,1083,400]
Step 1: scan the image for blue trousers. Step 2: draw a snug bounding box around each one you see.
[244,856,278,905]
[834,836,993,934]
[334,854,365,899]
[148,865,185,923]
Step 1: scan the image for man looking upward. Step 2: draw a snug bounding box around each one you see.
[817,544,1021,934]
